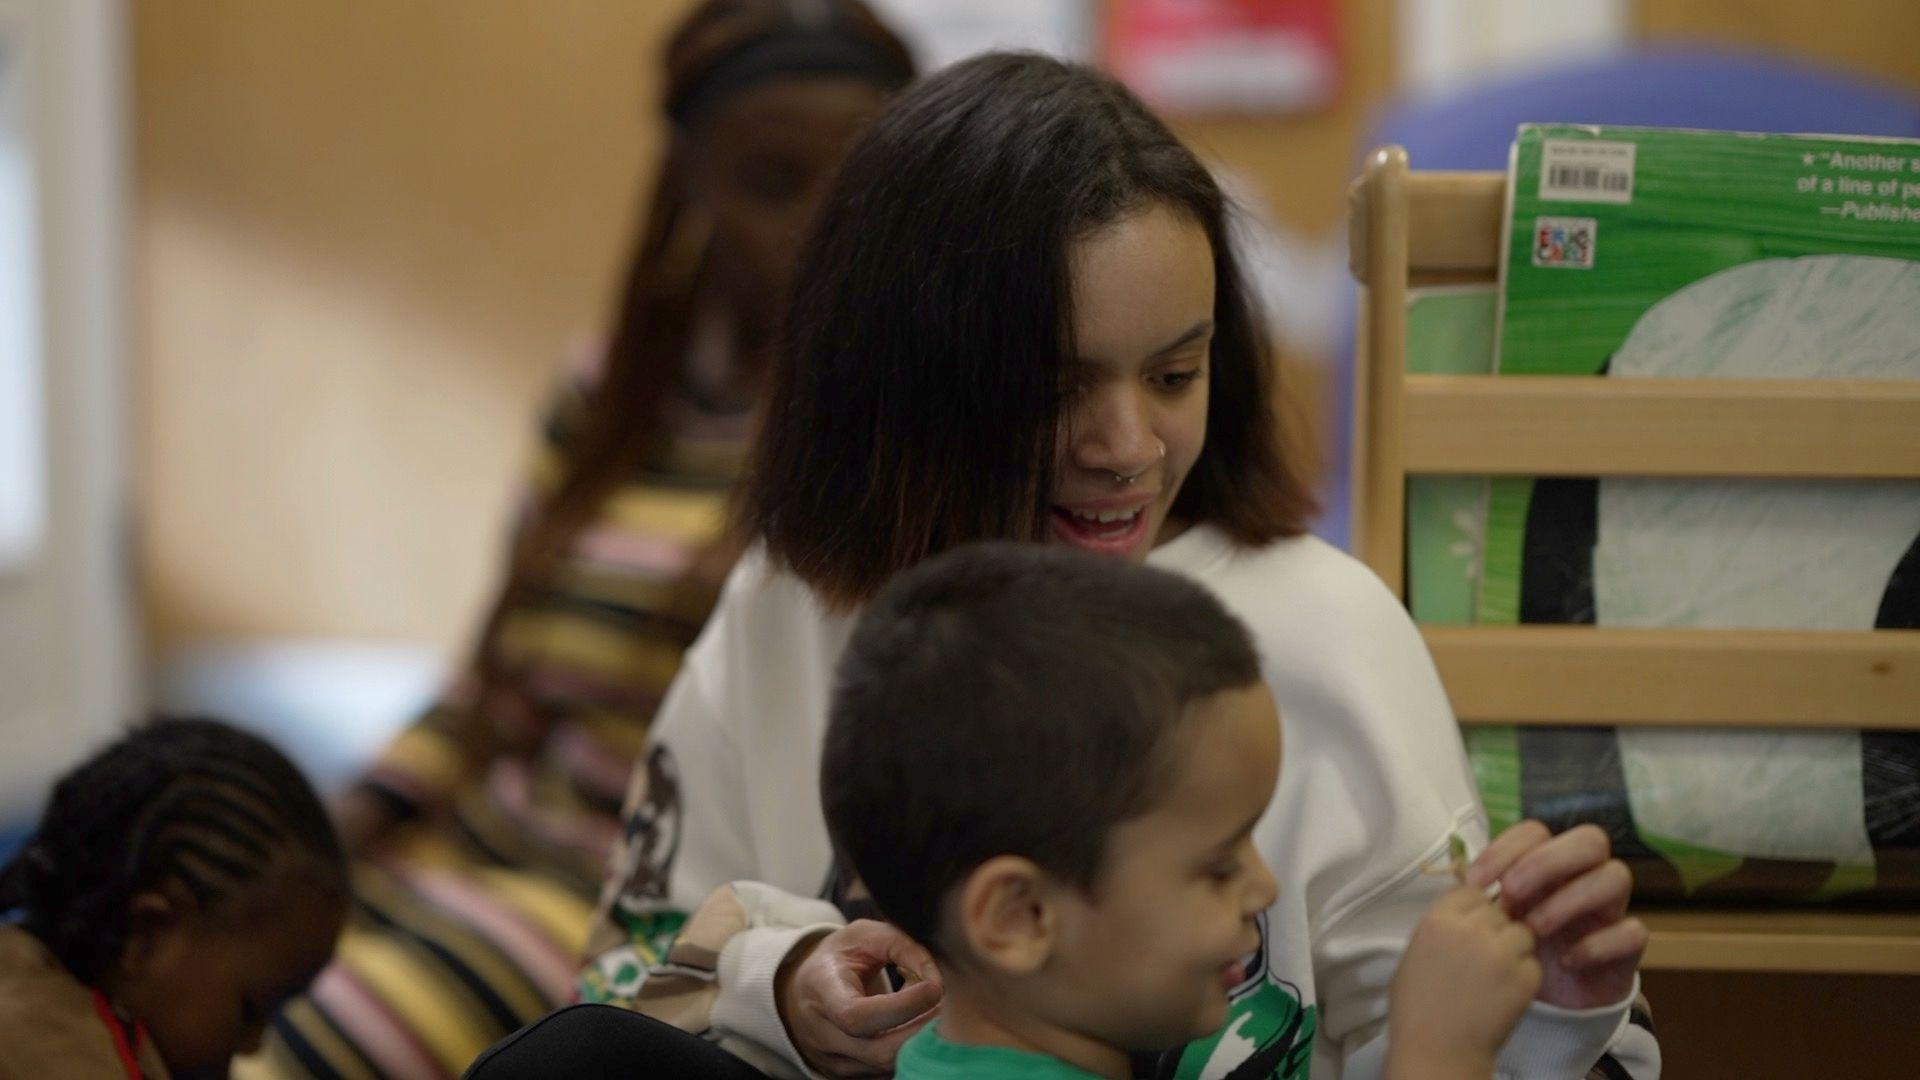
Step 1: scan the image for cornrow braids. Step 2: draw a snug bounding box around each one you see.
[0,716,344,986]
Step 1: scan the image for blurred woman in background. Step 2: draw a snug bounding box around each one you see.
[250,3,914,1076]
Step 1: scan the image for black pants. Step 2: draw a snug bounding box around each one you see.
[464,1004,771,1079]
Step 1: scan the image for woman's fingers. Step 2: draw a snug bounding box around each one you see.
[1561,916,1651,972]
[1494,824,1612,913]
[1464,819,1552,890]
[832,977,943,1038]
[1523,858,1633,940]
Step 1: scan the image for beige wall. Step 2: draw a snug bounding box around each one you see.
[133,0,1393,656]
[1636,0,1920,93]
[135,0,1919,656]
[1165,0,1396,235]
[136,0,698,651]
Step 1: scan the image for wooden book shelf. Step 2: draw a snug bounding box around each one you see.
[1347,146,1920,975]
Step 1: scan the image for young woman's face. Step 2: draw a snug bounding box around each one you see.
[1050,204,1215,563]
[684,76,893,333]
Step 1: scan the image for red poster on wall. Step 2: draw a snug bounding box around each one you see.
[1106,0,1341,113]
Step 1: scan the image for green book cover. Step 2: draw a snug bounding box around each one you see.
[1413,125,1920,903]
[1497,123,1920,377]
[1487,124,1920,628]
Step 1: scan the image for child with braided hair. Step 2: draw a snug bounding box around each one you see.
[0,717,346,1079]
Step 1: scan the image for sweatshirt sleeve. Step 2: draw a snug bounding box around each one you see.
[1241,541,1658,1079]
[582,877,845,1080]
[1495,980,1658,1079]
[582,568,763,976]
[578,556,838,1078]
[710,922,844,1078]
[1308,790,1654,1079]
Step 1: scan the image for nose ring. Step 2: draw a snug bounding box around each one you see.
[1111,443,1166,486]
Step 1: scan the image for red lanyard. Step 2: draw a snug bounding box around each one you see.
[89,989,147,1080]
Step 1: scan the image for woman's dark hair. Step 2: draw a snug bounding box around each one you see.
[0,717,345,985]
[468,0,913,712]
[742,52,1316,608]
[821,543,1262,959]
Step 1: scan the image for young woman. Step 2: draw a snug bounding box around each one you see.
[583,53,1660,1080]
[265,4,916,1076]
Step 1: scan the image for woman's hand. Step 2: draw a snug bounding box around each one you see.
[1466,821,1650,1011]
[1387,883,1541,1079]
[775,920,943,1077]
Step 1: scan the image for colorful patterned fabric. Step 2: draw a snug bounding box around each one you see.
[243,363,751,1080]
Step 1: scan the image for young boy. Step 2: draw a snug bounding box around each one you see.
[821,543,1542,1080]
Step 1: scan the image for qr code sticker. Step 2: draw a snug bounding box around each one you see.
[1532,216,1596,269]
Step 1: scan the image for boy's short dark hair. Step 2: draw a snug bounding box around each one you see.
[820,543,1261,959]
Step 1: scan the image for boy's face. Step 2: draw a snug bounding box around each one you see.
[1043,682,1282,1051]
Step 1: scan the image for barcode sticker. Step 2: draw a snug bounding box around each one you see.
[1539,139,1635,204]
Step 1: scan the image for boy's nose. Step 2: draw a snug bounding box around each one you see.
[1247,857,1280,914]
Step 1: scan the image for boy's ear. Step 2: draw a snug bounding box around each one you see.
[955,855,1055,977]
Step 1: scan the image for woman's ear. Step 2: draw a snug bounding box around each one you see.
[954,855,1056,977]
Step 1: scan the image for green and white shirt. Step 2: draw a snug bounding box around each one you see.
[896,1026,1109,1080]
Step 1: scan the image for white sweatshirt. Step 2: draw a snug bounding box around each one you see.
[597,527,1659,1079]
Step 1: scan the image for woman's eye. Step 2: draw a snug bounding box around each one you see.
[1156,368,1202,390]
[1207,861,1241,883]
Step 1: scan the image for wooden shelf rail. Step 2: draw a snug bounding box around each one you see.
[1348,146,1920,975]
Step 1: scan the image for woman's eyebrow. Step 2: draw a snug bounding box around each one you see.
[1069,320,1214,367]
[1148,320,1214,359]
